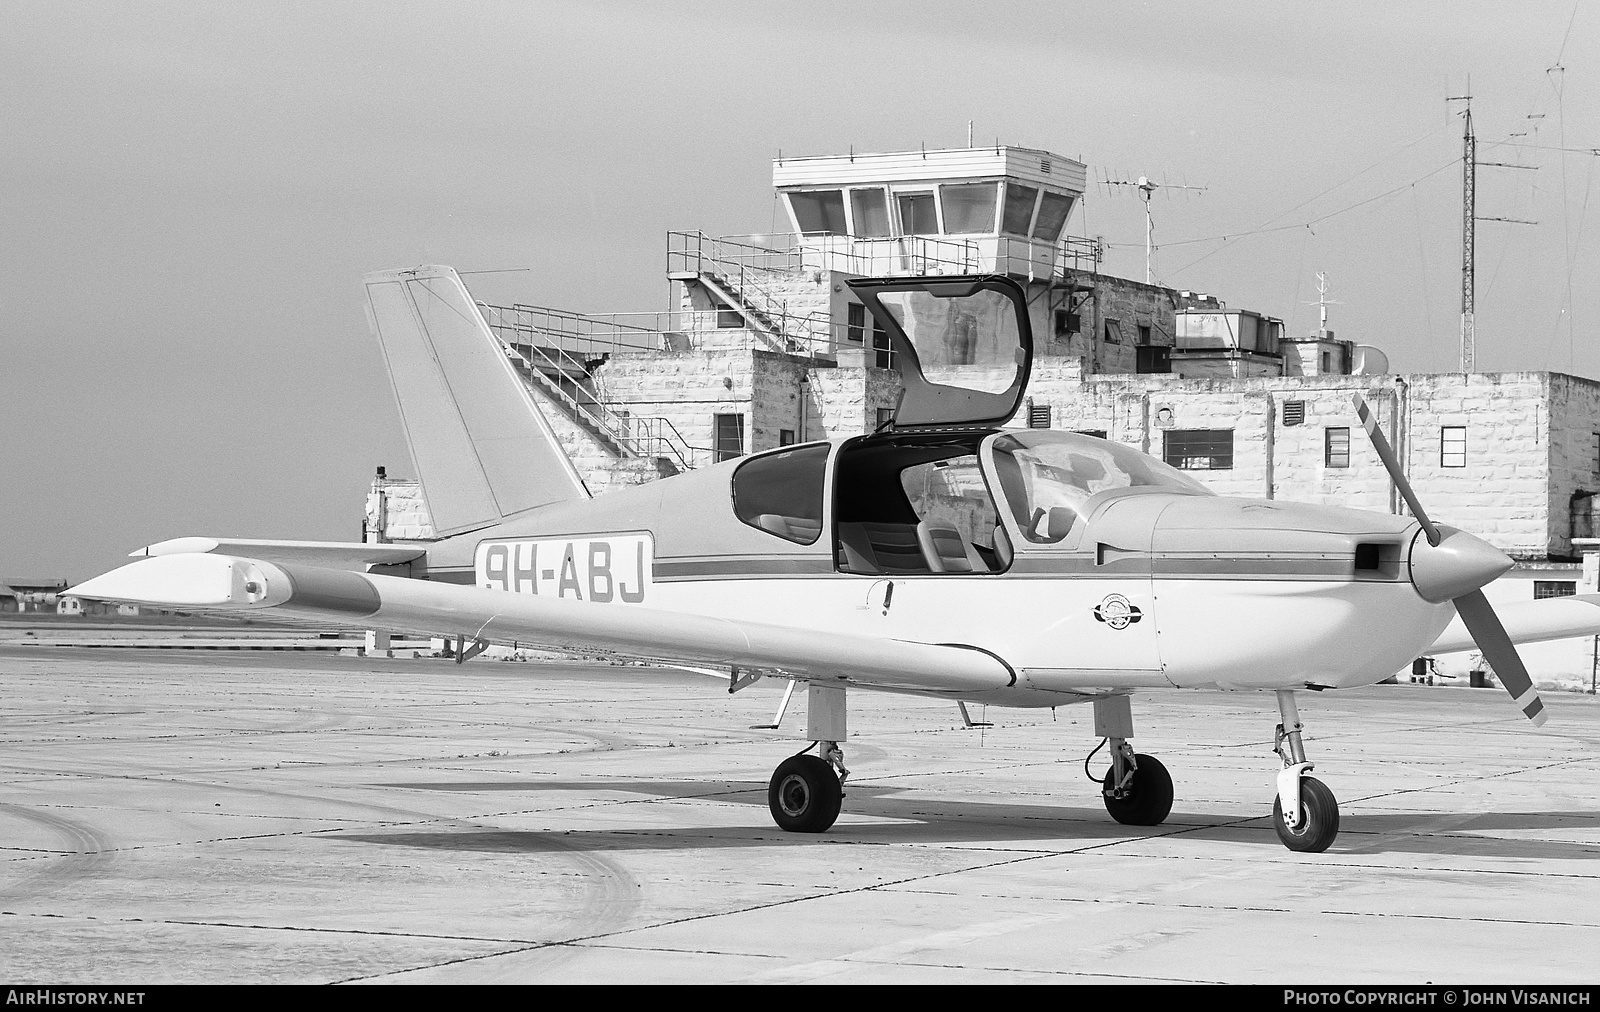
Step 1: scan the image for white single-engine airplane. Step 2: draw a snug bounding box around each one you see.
[71,267,1600,852]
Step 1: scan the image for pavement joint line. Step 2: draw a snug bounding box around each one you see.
[352,813,1255,982]
[759,953,1226,984]
[568,940,1226,982]
[1020,845,1600,878]
[0,909,546,945]
[881,887,1600,928]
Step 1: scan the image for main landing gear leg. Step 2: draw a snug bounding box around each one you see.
[1093,695,1173,826]
[1271,689,1339,852]
[767,680,848,833]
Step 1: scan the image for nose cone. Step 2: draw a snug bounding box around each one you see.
[1409,526,1513,603]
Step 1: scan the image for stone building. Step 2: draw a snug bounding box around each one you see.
[364,143,1600,688]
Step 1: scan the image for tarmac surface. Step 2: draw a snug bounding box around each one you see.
[1,645,1597,985]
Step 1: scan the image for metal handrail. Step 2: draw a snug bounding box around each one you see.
[668,228,1106,282]
[497,340,700,471]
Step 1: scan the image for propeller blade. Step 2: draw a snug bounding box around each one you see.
[1351,392,1545,726]
[1452,589,1548,726]
[1352,392,1442,547]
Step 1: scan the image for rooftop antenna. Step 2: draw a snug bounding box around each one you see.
[1101,172,1207,285]
[967,120,973,147]
[1303,272,1342,340]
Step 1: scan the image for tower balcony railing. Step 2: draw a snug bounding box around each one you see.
[668,229,1106,284]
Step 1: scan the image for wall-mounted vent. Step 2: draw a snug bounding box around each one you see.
[1029,404,1052,429]
[1283,400,1306,426]
[1040,159,1052,174]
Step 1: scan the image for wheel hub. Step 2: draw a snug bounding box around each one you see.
[778,774,811,816]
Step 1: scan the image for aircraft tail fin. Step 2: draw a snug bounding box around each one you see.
[363,266,590,538]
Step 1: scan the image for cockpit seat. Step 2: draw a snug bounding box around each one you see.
[917,519,988,574]
[993,524,1013,569]
[837,521,927,574]
[754,514,822,543]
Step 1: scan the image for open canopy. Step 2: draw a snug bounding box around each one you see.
[849,275,1033,429]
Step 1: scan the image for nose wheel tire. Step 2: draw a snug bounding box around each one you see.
[1101,753,1173,826]
[768,754,843,833]
[1272,775,1339,853]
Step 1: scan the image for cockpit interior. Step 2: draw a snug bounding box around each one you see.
[730,430,1212,578]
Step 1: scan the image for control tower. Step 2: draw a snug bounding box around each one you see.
[773,145,1089,281]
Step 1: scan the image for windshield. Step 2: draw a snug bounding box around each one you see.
[986,430,1213,544]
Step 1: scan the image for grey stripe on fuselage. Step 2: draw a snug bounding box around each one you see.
[658,554,1395,582]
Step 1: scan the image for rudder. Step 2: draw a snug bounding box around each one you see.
[363,266,590,538]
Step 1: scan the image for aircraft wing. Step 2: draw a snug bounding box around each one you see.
[1427,593,1600,654]
[66,554,1014,695]
[133,538,425,571]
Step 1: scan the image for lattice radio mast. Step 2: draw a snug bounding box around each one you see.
[1447,89,1536,372]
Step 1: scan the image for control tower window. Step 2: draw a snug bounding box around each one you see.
[897,192,938,235]
[941,182,998,235]
[1032,191,1075,242]
[1002,183,1039,235]
[789,190,847,235]
[850,188,892,238]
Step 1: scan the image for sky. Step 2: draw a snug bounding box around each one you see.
[3,0,1597,581]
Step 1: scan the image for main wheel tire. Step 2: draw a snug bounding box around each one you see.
[1101,753,1174,826]
[1272,775,1340,853]
[768,754,843,833]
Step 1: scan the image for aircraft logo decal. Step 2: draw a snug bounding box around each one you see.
[476,534,652,603]
[1093,593,1142,630]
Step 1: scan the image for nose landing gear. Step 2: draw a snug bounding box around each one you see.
[1271,689,1339,852]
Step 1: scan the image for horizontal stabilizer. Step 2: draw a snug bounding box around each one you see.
[134,538,425,571]
[1427,593,1600,655]
[68,554,1015,695]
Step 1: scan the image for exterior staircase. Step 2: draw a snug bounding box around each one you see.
[477,303,702,476]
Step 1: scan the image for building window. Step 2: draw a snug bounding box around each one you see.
[849,188,891,238]
[1164,429,1233,470]
[1441,426,1467,468]
[1135,345,1170,374]
[940,182,998,234]
[779,429,796,446]
[847,302,866,343]
[1032,191,1075,242]
[1028,403,1051,429]
[1592,432,1599,475]
[872,317,894,369]
[1535,581,1577,599]
[1138,324,1152,345]
[1002,183,1039,235]
[876,407,895,431]
[788,189,847,235]
[1535,580,1577,599]
[1104,320,1123,345]
[1321,351,1333,373]
[897,192,938,235]
[714,413,745,462]
[715,298,742,329]
[1325,427,1350,468]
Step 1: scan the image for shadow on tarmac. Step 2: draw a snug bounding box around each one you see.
[344,778,1600,859]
